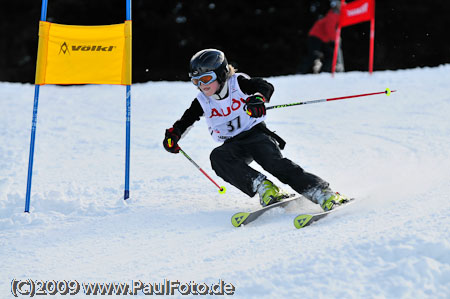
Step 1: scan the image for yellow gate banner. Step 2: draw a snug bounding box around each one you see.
[35,20,131,85]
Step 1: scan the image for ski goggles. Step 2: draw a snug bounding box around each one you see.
[191,71,217,86]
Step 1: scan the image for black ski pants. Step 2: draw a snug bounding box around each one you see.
[210,125,329,197]
[298,36,335,74]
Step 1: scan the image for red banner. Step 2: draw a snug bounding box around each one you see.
[340,0,375,27]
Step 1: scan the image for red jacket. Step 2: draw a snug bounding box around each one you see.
[308,10,340,43]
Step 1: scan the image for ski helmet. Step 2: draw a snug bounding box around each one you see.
[189,49,230,84]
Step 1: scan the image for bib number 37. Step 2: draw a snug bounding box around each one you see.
[226,116,241,132]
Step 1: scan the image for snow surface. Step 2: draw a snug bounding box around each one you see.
[1,66,450,298]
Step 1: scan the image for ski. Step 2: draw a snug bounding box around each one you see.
[231,195,301,227]
[293,198,357,229]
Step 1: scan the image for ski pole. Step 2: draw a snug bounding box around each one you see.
[179,147,226,194]
[267,88,396,110]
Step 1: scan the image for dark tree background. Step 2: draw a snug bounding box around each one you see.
[0,0,449,83]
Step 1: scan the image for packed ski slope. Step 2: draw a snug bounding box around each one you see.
[1,65,449,298]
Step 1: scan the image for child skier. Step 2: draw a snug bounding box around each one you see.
[163,48,348,210]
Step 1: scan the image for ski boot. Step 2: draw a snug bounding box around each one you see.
[304,187,350,211]
[321,191,350,211]
[257,180,289,207]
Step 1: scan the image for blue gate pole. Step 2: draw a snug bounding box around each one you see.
[124,0,132,200]
[25,0,48,212]
[124,85,131,200]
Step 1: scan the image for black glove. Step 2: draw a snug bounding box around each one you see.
[244,94,266,118]
[163,127,181,153]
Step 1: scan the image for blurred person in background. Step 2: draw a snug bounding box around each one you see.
[298,0,344,74]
